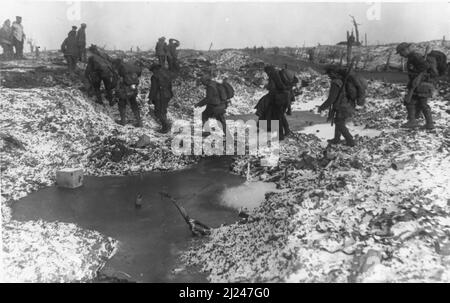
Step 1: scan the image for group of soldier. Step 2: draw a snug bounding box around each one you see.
[0,16,26,60]
[155,36,181,71]
[82,43,178,133]
[81,34,240,136]
[83,44,234,136]
[317,42,445,147]
[60,23,87,71]
[81,39,445,147]
[257,42,446,147]
[12,22,438,146]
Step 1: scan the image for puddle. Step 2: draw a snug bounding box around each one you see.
[229,110,327,132]
[11,157,274,283]
[220,181,278,211]
[301,122,386,141]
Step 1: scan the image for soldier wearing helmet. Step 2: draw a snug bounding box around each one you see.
[396,42,435,129]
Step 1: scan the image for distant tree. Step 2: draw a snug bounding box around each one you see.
[273,47,280,55]
[350,15,361,45]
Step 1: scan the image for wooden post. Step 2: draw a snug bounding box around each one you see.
[365,33,367,47]
[385,49,393,71]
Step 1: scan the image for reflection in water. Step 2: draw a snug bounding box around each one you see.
[301,123,387,141]
[220,181,278,211]
[12,157,248,283]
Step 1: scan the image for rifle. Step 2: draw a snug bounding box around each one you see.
[404,50,430,105]
[159,191,211,236]
[327,58,356,126]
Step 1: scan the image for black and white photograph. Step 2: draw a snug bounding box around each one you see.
[0,0,449,286]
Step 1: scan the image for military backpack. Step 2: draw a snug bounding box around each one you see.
[279,69,298,87]
[426,50,448,77]
[217,80,235,105]
[344,73,367,106]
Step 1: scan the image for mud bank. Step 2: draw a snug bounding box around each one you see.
[11,157,276,282]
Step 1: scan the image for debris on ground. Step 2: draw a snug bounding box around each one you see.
[2,220,118,282]
[181,72,450,282]
[2,47,449,282]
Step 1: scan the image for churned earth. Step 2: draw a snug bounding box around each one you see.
[1,46,449,282]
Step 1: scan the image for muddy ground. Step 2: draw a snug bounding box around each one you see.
[1,46,450,282]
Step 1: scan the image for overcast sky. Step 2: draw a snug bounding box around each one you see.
[1,1,449,50]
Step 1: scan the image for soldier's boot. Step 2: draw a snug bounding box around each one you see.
[402,106,419,128]
[94,92,103,105]
[118,107,127,126]
[286,103,292,116]
[327,127,342,144]
[160,121,170,133]
[340,126,355,147]
[106,93,116,107]
[278,120,285,141]
[422,108,435,130]
[281,116,291,137]
[133,109,143,127]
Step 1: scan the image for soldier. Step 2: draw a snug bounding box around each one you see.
[84,45,117,105]
[60,30,79,72]
[167,38,180,71]
[0,19,13,59]
[155,37,168,67]
[148,63,174,133]
[396,42,435,129]
[69,26,77,36]
[76,23,87,62]
[113,59,143,127]
[318,65,356,147]
[11,16,25,59]
[264,65,290,140]
[194,75,227,136]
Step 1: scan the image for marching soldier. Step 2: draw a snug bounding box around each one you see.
[84,45,117,105]
[61,30,79,72]
[264,65,290,140]
[318,65,356,147]
[113,58,143,127]
[148,63,174,133]
[396,42,435,129]
[11,16,25,59]
[155,37,168,68]
[195,75,227,136]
